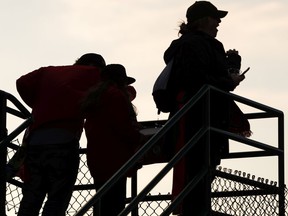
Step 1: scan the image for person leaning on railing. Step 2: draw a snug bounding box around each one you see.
[81,64,147,216]
[15,53,106,216]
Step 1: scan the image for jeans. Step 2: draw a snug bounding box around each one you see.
[18,141,79,216]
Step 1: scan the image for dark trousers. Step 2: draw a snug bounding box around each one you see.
[93,177,127,216]
[173,96,228,216]
[18,141,79,216]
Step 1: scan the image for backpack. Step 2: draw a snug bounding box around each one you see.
[152,59,175,114]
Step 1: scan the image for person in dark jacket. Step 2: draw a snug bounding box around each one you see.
[16,53,106,216]
[163,1,247,215]
[82,64,146,216]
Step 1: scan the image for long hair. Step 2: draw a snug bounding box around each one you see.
[178,17,209,35]
[81,80,138,119]
[81,80,112,113]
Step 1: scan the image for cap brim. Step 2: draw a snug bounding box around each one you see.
[217,10,228,18]
[126,77,136,85]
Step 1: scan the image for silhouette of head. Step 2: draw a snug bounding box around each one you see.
[74,53,106,68]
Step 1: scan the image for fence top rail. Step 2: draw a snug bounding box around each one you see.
[209,85,283,117]
[0,117,32,148]
[0,89,31,119]
[211,126,284,153]
[2,86,284,215]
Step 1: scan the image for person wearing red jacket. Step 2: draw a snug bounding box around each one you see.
[16,53,106,216]
[82,64,146,216]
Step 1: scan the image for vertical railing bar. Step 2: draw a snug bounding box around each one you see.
[131,171,138,216]
[278,113,285,216]
[118,127,208,216]
[161,168,208,216]
[0,93,7,216]
[74,86,211,216]
[204,85,211,213]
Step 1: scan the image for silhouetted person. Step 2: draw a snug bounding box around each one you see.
[163,1,248,215]
[16,53,106,216]
[82,64,146,216]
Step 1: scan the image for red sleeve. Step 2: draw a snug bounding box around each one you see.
[16,68,44,108]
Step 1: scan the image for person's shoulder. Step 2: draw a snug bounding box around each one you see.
[23,65,55,76]
[34,65,66,73]
[183,32,221,53]
[106,85,127,100]
[76,65,102,74]
[106,84,122,94]
[182,32,209,44]
[59,65,102,74]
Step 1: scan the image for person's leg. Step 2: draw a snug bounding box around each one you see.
[42,143,79,216]
[94,177,127,216]
[182,106,210,216]
[18,148,47,216]
[182,143,208,216]
[182,133,226,216]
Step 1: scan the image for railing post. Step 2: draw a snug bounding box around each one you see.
[278,113,285,216]
[131,171,138,216]
[204,87,211,213]
[0,93,7,216]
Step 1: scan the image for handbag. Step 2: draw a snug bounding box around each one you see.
[140,127,171,165]
[152,59,175,114]
[6,141,27,180]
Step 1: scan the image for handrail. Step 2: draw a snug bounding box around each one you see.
[0,90,31,216]
[212,126,283,156]
[119,127,210,216]
[75,84,211,216]
[0,90,31,119]
[0,85,284,215]
[75,84,285,215]
[0,91,32,149]
[0,117,33,148]
[162,167,208,216]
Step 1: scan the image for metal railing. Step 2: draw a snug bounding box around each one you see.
[0,90,32,216]
[0,85,285,215]
[74,85,285,215]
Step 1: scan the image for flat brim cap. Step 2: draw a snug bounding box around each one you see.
[186,1,228,22]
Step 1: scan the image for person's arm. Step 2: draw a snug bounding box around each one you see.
[103,88,142,147]
[179,41,242,92]
[16,68,43,107]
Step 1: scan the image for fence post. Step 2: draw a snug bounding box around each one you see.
[0,94,7,216]
[278,113,285,216]
[131,171,138,216]
[204,88,211,213]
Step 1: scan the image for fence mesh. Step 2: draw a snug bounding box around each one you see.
[5,140,288,216]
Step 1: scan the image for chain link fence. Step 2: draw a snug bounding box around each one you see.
[6,140,288,216]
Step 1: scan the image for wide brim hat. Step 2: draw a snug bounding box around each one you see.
[102,64,136,85]
[186,1,228,22]
[126,77,136,85]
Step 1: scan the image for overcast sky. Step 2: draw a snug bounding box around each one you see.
[1,0,288,207]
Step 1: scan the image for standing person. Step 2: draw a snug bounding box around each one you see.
[163,1,247,215]
[82,64,146,216]
[16,53,106,216]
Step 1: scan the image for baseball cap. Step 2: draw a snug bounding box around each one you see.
[186,1,228,22]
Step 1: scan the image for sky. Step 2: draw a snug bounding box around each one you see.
[1,0,288,212]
